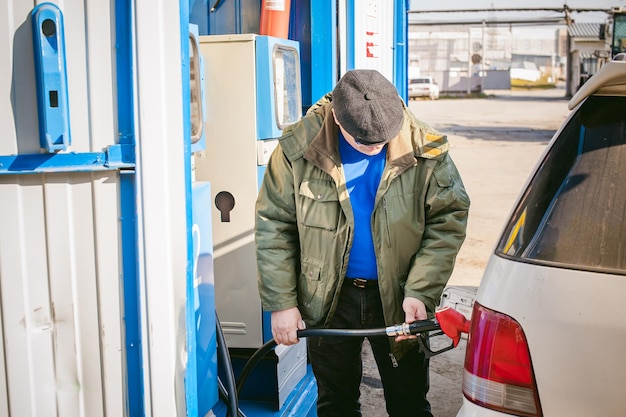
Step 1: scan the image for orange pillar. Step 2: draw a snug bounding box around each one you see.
[259,0,291,39]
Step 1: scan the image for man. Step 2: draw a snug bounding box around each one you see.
[255,69,469,417]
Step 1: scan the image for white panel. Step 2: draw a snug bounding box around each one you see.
[195,35,257,247]
[0,172,125,417]
[194,35,263,348]
[0,0,39,155]
[134,0,188,415]
[62,0,117,153]
[91,173,126,417]
[0,246,6,417]
[82,0,117,151]
[62,0,91,153]
[353,0,394,79]
[45,175,85,417]
[43,0,116,153]
[44,174,102,416]
[0,175,57,416]
[1,0,117,155]
[1,1,127,416]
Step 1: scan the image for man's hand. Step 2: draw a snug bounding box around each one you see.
[271,307,306,346]
[395,297,427,342]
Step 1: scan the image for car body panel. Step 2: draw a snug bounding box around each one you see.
[457,57,626,417]
[465,256,626,417]
[458,399,513,417]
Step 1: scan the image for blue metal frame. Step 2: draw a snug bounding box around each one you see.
[310,0,337,103]
[345,0,355,71]
[394,0,409,102]
[255,35,276,141]
[114,1,143,417]
[0,145,134,174]
[308,0,408,101]
[119,170,142,417]
[189,0,209,35]
[116,4,134,147]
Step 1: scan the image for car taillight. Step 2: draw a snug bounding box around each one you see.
[463,302,542,417]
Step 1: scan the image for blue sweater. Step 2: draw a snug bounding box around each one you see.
[338,133,387,280]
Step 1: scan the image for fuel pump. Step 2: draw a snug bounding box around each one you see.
[194,33,309,411]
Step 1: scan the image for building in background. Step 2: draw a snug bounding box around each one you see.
[408,23,559,93]
[564,23,609,95]
[409,24,512,93]
[409,21,607,96]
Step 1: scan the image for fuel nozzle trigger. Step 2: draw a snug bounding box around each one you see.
[384,307,472,358]
[417,306,472,358]
[384,319,454,358]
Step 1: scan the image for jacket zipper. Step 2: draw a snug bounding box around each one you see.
[389,353,399,368]
[324,225,352,328]
[382,198,391,247]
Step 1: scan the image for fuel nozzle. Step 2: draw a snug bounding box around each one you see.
[384,319,453,358]
[385,320,441,337]
[383,308,472,358]
[435,306,471,347]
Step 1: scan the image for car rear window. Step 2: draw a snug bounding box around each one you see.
[496,95,626,274]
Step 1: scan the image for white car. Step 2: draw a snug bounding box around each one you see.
[409,76,439,100]
[457,54,626,417]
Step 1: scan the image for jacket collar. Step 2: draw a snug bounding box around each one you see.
[303,102,423,177]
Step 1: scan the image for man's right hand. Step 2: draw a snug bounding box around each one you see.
[271,307,305,346]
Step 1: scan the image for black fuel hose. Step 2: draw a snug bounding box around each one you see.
[235,320,442,398]
[218,379,246,417]
[210,0,223,13]
[215,312,246,417]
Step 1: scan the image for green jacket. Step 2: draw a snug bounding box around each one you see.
[255,94,470,358]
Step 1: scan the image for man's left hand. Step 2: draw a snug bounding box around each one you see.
[395,297,427,341]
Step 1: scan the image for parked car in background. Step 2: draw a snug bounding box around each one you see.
[409,76,439,100]
[457,54,626,417]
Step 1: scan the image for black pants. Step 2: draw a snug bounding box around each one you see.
[308,280,433,417]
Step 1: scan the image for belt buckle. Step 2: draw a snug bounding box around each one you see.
[352,278,367,288]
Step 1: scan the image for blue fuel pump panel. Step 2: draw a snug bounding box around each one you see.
[31,2,71,152]
[192,181,218,415]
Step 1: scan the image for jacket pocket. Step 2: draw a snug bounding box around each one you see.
[297,256,324,322]
[298,179,340,231]
[429,159,469,210]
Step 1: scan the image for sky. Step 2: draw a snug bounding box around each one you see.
[409,0,625,38]
[410,1,625,26]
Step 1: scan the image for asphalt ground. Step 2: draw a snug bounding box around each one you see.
[359,85,573,417]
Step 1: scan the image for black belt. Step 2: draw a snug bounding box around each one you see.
[345,278,379,289]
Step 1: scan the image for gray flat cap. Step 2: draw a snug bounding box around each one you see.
[333,69,403,145]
